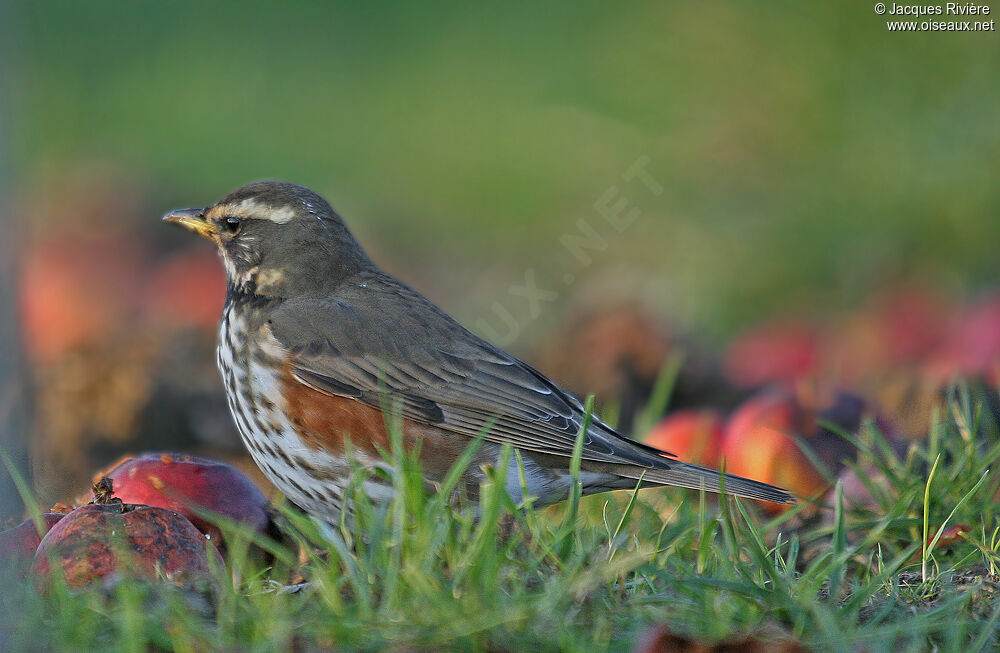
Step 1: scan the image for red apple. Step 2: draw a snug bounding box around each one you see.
[723,388,873,512]
[721,424,826,512]
[0,513,66,569]
[18,230,146,362]
[723,322,819,389]
[33,500,221,588]
[874,289,949,365]
[722,390,826,512]
[725,390,803,442]
[926,293,1000,383]
[92,453,271,544]
[644,409,724,467]
[143,248,226,331]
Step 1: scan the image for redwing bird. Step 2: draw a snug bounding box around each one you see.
[164,181,793,521]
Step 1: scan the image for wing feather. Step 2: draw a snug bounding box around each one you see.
[266,273,793,504]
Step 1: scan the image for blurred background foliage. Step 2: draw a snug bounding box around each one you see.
[5,1,1000,507]
[11,1,999,335]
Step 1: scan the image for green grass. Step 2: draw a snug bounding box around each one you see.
[4,389,1000,652]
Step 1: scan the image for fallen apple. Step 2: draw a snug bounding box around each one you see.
[722,391,823,511]
[33,478,222,588]
[725,390,803,442]
[722,423,827,507]
[0,513,65,570]
[644,409,724,467]
[18,230,145,363]
[143,248,226,332]
[92,453,271,544]
[722,322,819,389]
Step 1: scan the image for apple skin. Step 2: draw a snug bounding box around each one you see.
[143,248,226,332]
[873,289,948,366]
[926,294,1000,383]
[0,514,66,569]
[725,391,803,442]
[721,391,823,511]
[18,231,144,363]
[722,423,827,508]
[644,409,725,467]
[32,503,222,588]
[722,323,819,389]
[92,453,271,544]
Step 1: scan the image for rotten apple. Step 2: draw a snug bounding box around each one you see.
[33,479,221,588]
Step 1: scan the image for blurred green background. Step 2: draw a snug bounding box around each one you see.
[10,0,999,341]
[5,1,1000,512]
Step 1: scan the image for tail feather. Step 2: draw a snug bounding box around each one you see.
[638,461,795,504]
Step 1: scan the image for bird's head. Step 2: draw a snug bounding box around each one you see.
[163,181,371,298]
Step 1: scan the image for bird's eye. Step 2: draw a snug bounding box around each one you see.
[224,216,241,233]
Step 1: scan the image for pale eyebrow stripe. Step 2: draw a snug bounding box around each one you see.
[222,198,295,223]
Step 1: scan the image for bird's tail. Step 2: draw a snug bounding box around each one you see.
[638,460,795,504]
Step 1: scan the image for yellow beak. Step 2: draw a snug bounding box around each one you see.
[163,208,216,240]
